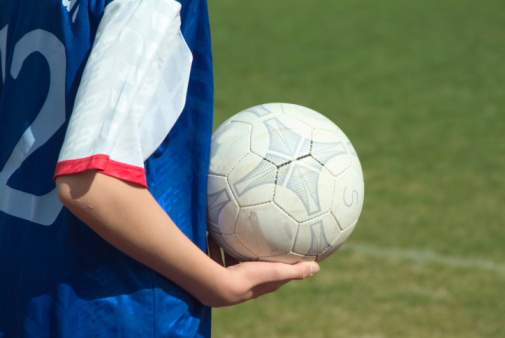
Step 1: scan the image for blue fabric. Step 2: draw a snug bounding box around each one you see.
[0,0,213,337]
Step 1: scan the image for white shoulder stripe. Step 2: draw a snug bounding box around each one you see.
[58,0,192,170]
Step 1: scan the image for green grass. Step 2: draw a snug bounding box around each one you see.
[208,0,505,336]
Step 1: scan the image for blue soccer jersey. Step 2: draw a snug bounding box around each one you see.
[0,0,213,336]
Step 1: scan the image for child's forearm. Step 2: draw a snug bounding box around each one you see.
[55,170,319,307]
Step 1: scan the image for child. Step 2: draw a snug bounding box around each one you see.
[0,0,319,336]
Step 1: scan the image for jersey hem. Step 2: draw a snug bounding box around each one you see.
[54,154,147,187]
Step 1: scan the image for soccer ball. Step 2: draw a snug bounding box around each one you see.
[207,103,364,263]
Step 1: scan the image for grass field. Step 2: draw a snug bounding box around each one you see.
[208,0,505,337]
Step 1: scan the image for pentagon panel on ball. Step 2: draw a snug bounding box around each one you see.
[207,103,364,263]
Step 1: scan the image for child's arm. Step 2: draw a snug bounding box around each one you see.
[56,170,319,307]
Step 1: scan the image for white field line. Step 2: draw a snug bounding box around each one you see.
[345,243,505,275]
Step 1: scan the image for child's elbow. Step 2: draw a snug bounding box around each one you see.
[55,172,92,209]
[55,175,74,207]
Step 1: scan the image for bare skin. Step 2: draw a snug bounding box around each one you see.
[56,170,319,307]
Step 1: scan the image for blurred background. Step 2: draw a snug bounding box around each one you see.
[208,0,505,336]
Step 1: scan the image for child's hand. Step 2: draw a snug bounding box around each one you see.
[207,234,319,307]
[218,259,319,307]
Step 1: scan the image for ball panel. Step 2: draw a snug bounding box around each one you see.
[234,203,298,258]
[212,115,235,135]
[228,152,277,206]
[336,129,364,177]
[280,103,340,133]
[250,114,312,161]
[346,140,364,178]
[293,213,341,257]
[275,157,335,222]
[332,166,365,230]
[311,128,352,177]
[209,231,255,262]
[259,252,316,264]
[229,104,282,124]
[209,121,251,176]
[316,220,357,262]
[207,174,239,234]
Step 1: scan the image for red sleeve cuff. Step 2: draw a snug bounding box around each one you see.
[54,154,147,187]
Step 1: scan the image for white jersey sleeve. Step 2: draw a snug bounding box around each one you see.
[55,0,192,186]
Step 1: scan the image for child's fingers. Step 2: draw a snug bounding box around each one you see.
[228,261,320,298]
[266,261,320,282]
[249,261,320,298]
[255,261,319,281]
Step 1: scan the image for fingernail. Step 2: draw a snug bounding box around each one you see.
[309,262,320,276]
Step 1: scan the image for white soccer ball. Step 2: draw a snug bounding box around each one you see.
[207,103,364,263]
